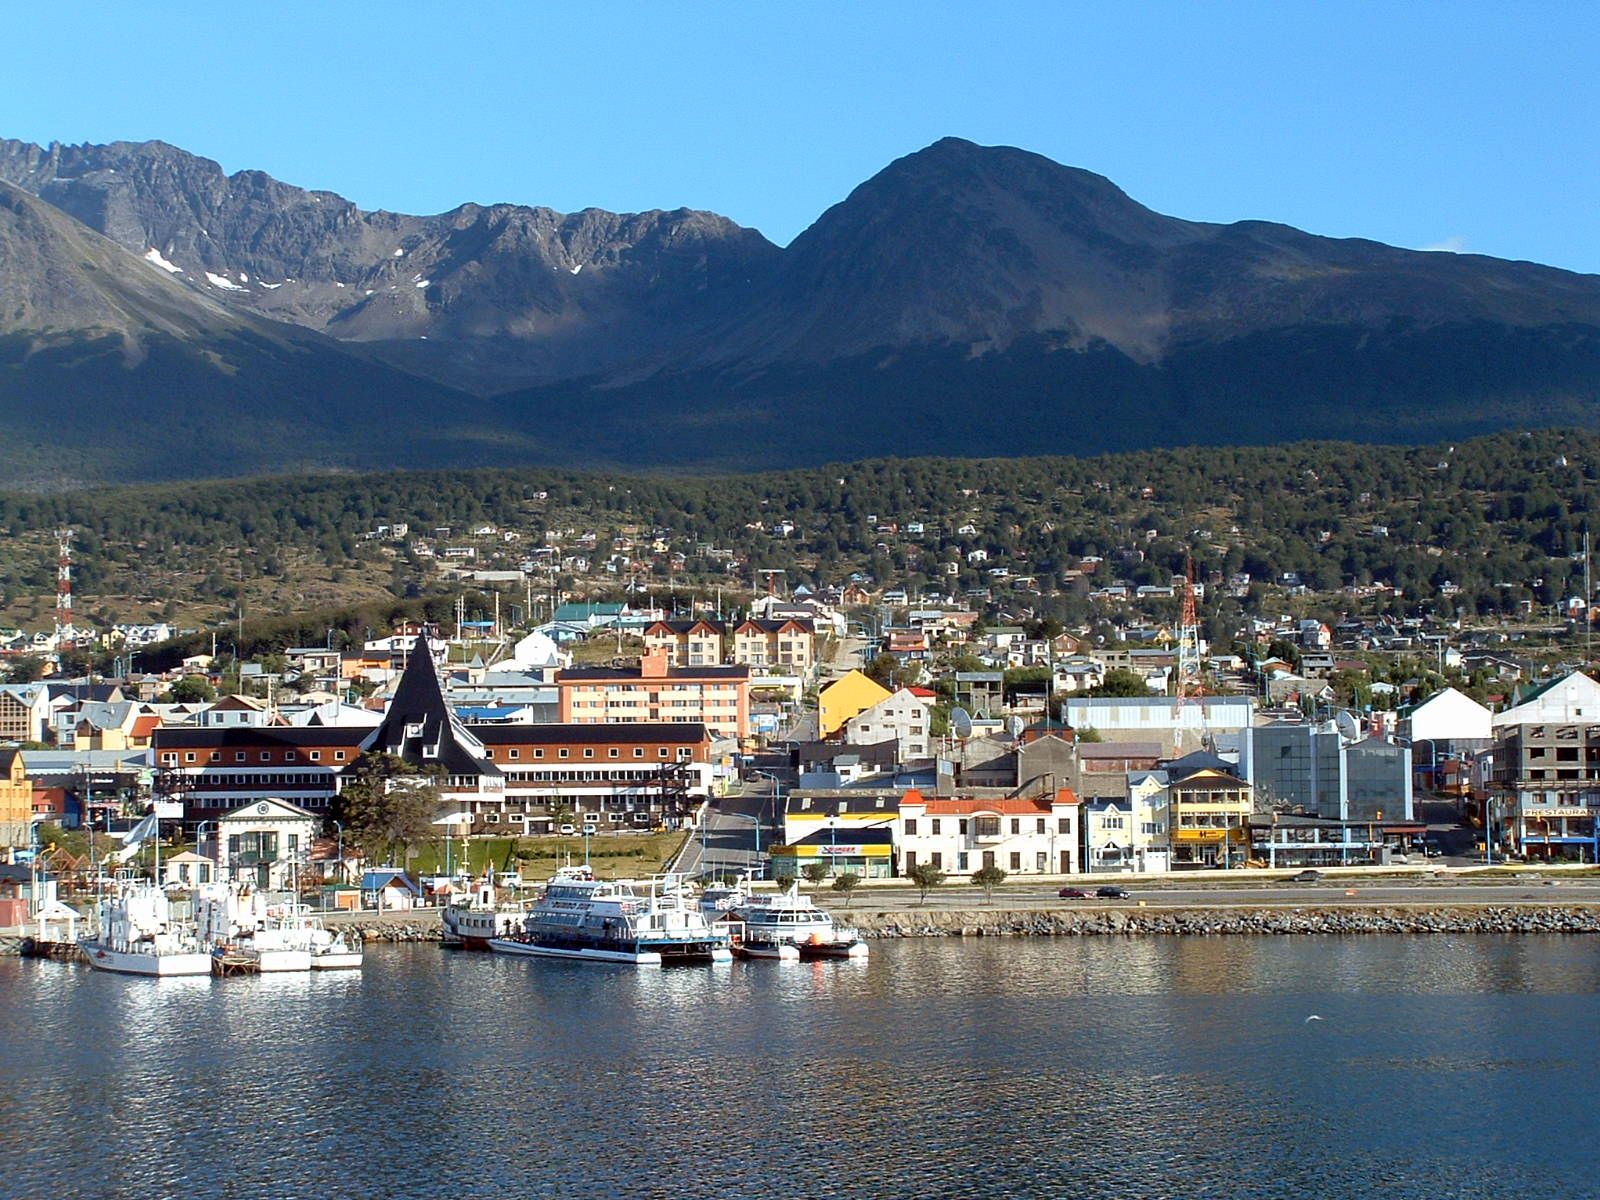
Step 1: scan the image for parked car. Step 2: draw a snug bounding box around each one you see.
[558,823,576,835]
[1057,887,1088,899]
[1293,869,1323,882]
[1095,885,1130,899]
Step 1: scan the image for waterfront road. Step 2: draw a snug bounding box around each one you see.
[821,878,1600,913]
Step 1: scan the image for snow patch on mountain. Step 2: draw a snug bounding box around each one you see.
[142,247,182,274]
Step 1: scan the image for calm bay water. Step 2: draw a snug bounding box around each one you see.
[2,936,1599,1199]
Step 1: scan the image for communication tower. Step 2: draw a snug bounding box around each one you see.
[54,528,75,650]
[1172,556,1209,753]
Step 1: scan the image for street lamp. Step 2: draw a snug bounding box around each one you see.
[331,819,345,886]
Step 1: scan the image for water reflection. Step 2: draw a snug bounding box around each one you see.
[1,937,1598,1199]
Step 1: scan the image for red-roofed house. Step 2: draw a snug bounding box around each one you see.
[896,787,1081,876]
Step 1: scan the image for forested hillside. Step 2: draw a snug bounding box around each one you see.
[0,429,1593,634]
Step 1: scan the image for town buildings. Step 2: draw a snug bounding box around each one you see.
[897,788,1081,876]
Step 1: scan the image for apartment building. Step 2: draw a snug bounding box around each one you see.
[557,647,750,740]
[732,618,815,674]
[643,619,727,667]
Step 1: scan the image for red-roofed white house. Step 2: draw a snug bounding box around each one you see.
[896,788,1081,876]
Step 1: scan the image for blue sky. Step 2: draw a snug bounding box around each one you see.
[7,2,1598,270]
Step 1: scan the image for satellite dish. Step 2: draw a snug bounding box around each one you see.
[1007,715,1025,739]
[951,708,973,738]
[1336,711,1361,742]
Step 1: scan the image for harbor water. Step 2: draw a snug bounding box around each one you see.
[2,935,1598,1198]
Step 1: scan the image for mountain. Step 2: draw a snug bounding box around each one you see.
[1,134,1598,483]
[0,180,512,487]
[0,138,780,393]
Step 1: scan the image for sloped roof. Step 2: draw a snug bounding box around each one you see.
[370,637,500,777]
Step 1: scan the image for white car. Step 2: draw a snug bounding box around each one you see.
[558,823,576,835]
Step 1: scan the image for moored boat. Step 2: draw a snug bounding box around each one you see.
[490,870,732,966]
[79,884,212,977]
[734,883,869,960]
[441,875,528,950]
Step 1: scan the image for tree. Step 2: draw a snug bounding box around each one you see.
[1075,725,1104,743]
[333,752,442,866]
[1090,668,1151,697]
[907,862,945,904]
[33,821,88,860]
[830,871,861,908]
[166,675,216,704]
[774,872,796,892]
[971,864,1007,900]
[8,656,44,683]
[800,861,831,887]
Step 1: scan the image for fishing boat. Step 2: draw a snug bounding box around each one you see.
[441,873,530,950]
[734,883,869,960]
[489,870,732,966]
[79,884,212,977]
[195,885,313,973]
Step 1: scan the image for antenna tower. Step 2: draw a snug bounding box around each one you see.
[1173,555,1208,752]
[54,528,75,649]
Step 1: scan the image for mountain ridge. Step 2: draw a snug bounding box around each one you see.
[0,134,1597,487]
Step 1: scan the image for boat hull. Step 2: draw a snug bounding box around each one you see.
[489,936,663,966]
[800,940,870,960]
[80,941,213,977]
[310,951,364,970]
[734,941,801,961]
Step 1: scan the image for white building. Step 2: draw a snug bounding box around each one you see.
[1401,686,1493,751]
[844,688,935,761]
[1082,771,1171,873]
[897,789,1081,876]
[203,798,319,891]
[1493,672,1600,728]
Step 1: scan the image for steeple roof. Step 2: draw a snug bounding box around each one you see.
[368,637,500,777]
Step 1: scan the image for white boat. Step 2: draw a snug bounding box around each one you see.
[80,884,212,977]
[308,922,364,970]
[734,883,870,960]
[490,870,733,966]
[195,886,313,973]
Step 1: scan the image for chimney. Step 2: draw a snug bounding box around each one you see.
[641,646,671,679]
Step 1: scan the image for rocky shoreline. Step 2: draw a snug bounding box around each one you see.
[844,905,1600,938]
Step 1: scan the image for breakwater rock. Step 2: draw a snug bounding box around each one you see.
[844,905,1600,938]
[326,915,443,943]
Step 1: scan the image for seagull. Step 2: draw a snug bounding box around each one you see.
[1305,1014,1324,1023]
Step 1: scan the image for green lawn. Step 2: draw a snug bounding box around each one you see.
[406,831,685,880]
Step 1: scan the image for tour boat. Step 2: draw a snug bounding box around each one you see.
[489,870,732,966]
[733,883,869,960]
[80,884,213,977]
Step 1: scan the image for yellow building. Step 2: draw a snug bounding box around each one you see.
[1166,751,1253,868]
[0,748,31,847]
[817,670,892,738]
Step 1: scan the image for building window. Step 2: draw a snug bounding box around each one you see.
[508,749,520,760]
[260,752,270,762]
[931,818,941,835]
[634,748,644,758]
[209,752,220,763]
[609,748,619,759]
[584,748,595,759]
[659,748,669,759]
[184,752,195,763]
[1009,852,1021,870]
[1058,818,1071,834]
[235,752,246,762]
[559,749,570,759]
[904,819,918,836]
[930,852,943,868]
[309,751,321,762]
[286,752,297,763]
[534,749,543,758]
[335,751,346,761]
[1036,818,1045,834]
[1010,818,1020,835]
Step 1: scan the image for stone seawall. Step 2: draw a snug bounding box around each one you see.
[843,905,1600,938]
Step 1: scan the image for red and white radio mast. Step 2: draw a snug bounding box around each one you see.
[54,528,75,649]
